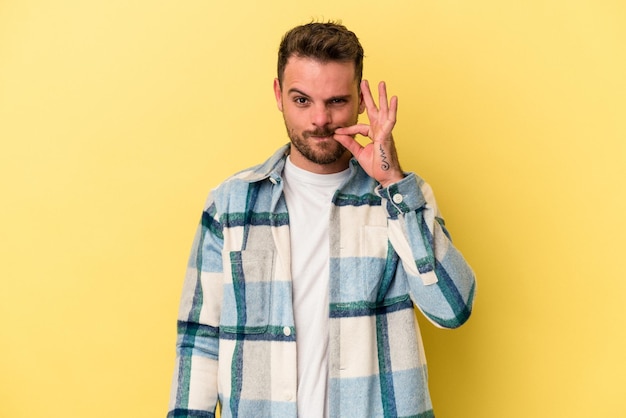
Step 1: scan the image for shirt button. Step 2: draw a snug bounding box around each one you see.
[283,326,291,337]
[392,193,404,204]
[269,177,278,185]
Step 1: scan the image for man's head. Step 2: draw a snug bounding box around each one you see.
[274,22,366,174]
[277,22,364,89]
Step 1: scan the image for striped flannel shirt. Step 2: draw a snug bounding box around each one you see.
[168,144,476,418]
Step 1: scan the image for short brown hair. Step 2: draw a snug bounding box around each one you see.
[277,21,364,87]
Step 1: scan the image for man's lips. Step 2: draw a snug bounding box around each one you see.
[305,130,336,140]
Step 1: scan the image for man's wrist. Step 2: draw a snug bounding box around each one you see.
[379,173,405,188]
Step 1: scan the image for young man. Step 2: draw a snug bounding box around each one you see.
[168,22,476,418]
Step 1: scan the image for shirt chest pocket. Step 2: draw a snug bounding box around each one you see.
[221,249,274,334]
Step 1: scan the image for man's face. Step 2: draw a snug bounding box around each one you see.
[274,56,365,173]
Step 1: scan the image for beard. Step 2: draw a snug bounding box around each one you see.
[283,106,361,166]
[287,126,347,165]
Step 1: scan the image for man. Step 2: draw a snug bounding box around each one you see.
[168,22,476,418]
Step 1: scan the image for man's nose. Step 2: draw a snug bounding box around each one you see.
[311,104,331,127]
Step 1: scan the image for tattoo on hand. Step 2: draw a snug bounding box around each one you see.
[379,145,390,171]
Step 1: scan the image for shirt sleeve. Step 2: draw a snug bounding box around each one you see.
[377,173,477,329]
[168,198,224,417]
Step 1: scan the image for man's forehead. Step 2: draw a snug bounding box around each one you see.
[282,56,358,95]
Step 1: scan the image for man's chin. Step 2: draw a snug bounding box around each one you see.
[290,133,348,165]
[308,146,348,165]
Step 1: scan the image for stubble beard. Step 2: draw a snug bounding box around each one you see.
[288,129,346,165]
[284,118,356,165]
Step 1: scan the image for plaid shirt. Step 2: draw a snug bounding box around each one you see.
[168,145,476,418]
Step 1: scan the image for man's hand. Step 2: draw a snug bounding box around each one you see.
[334,80,404,188]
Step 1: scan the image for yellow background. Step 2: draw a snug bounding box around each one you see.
[1,1,625,417]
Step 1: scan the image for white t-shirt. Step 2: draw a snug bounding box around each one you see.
[282,156,350,418]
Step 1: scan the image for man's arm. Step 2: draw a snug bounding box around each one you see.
[168,200,224,417]
[379,174,476,328]
[335,80,476,327]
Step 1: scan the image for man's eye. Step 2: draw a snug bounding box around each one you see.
[294,97,309,105]
[331,98,347,105]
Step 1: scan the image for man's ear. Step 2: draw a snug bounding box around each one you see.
[358,90,366,114]
[273,78,283,112]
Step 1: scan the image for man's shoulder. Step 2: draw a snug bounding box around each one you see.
[207,144,289,203]
[225,144,288,184]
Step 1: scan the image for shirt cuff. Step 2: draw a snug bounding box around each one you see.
[375,173,427,217]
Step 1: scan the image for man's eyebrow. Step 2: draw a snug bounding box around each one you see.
[326,95,351,101]
[287,88,310,97]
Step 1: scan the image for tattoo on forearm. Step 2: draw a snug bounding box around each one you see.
[379,145,390,171]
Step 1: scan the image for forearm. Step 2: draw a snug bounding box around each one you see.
[168,203,224,415]
[168,326,220,416]
[381,173,476,328]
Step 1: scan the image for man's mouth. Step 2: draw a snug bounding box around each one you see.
[305,129,335,140]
